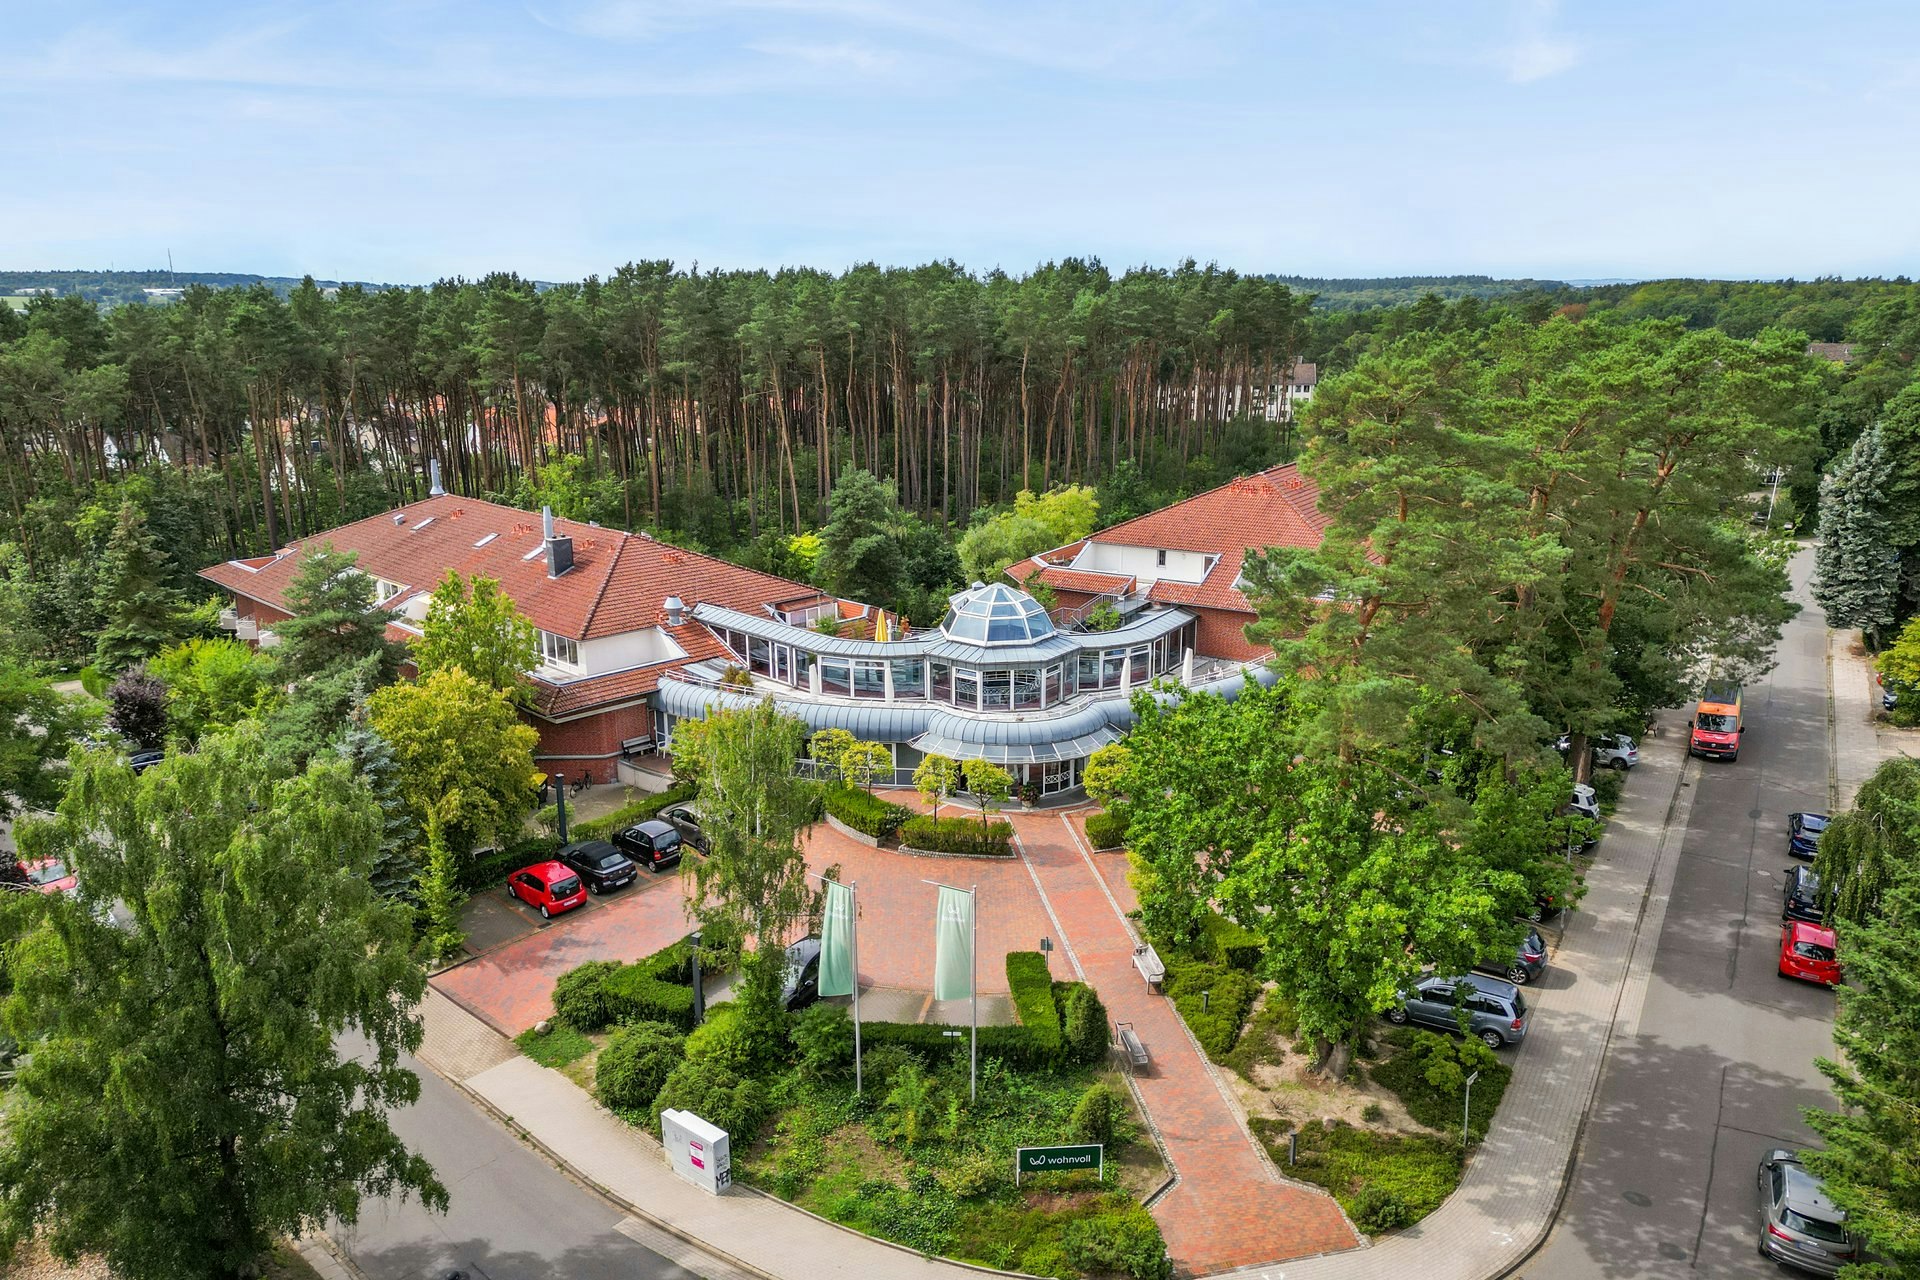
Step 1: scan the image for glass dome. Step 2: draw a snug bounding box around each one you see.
[939,582,1057,647]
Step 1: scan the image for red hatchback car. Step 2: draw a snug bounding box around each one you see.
[506,861,588,920]
[1778,922,1841,986]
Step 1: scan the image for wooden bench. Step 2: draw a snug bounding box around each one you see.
[1115,1021,1150,1072]
[620,735,656,757]
[1132,943,1166,991]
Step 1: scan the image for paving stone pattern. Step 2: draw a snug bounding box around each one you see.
[1010,812,1359,1275]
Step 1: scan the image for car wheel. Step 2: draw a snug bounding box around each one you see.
[539,904,551,919]
[1612,758,1629,771]
[1506,965,1531,985]
[1479,1029,1505,1051]
[587,881,600,895]
[1385,1008,1409,1025]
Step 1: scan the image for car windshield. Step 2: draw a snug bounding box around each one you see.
[1797,870,1821,895]
[1802,815,1830,833]
[1511,991,1528,1017]
[1794,942,1837,962]
[1781,1208,1850,1244]
[1697,713,1737,732]
[551,876,582,898]
[26,861,68,886]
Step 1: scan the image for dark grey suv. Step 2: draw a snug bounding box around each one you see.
[1385,973,1530,1050]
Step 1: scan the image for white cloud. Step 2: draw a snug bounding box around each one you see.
[1496,0,1581,83]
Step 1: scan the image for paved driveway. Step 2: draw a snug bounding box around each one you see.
[433,875,696,1035]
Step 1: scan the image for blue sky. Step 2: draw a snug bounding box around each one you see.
[3,0,1917,284]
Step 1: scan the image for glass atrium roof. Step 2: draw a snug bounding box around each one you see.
[939,582,1057,647]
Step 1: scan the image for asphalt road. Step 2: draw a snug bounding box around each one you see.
[332,1039,705,1280]
[1528,551,1840,1279]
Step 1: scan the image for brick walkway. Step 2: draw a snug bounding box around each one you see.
[1010,811,1359,1275]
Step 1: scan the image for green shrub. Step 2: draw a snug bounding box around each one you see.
[556,781,697,843]
[1163,960,1259,1061]
[1198,910,1263,971]
[899,815,1014,857]
[595,1021,685,1112]
[858,1043,922,1092]
[1590,768,1625,812]
[1060,982,1110,1065]
[1370,1032,1510,1138]
[1017,1242,1076,1280]
[1361,1102,1385,1123]
[552,960,625,1031]
[1277,1122,1463,1234]
[792,1002,854,1080]
[1084,805,1131,850]
[822,784,912,840]
[602,955,698,1031]
[1069,1082,1121,1144]
[1005,951,1063,1059]
[79,665,109,699]
[860,1018,1057,1071]
[459,836,560,893]
[685,1004,758,1071]
[1220,993,1299,1080]
[1349,1184,1415,1234]
[652,1059,769,1141]
[1060,1204,1170,1280]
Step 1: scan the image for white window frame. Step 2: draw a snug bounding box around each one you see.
[538,629,580,669]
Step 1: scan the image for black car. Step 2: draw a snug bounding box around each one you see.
[612,819,684,871]
[1783,864,1824,924]
[1788,812,1829,860]
[1476,927,1548,986]
[557,840,638,894]
[128,750,164,773]
[782,936,823,1011]
[660,804,710,853]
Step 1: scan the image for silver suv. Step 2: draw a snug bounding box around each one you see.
[1756,1149,1857,1275]
[1385,973,1530,1050]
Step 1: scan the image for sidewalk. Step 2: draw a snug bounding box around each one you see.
[1011,812,1359,1274]
[1235,711,1699,1280]
[1830,628,1914,809]
[413,987,1024,1280]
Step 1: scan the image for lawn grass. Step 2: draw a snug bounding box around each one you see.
[1368,1031,1511,1140]
[1221,992,1299,1081]
[1251,1116,1463,1234]
[515,1024,595,1071]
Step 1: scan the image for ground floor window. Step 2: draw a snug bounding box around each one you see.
[1020,758,1082,795]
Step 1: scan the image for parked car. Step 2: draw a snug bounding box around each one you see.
[1788,812,1830,860]
[128,750,164,773]
[1756,1149,1858,1275]
[1553,733,1640,770]
[1885,687,1900,713]
[505,861,588,919]
[1476,927,1548,986]
[612,819,684,872]
[1778,922,1842,987]
[660,804,710,853]
[1384,973,1530,1050]
[556,840,638,895]
[1782,865,1824,924]
[1568,783,1600,822]
[21,857,77,896]
[781,936,823,1011]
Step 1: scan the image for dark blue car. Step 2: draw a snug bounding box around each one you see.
[1788,812,1829,860]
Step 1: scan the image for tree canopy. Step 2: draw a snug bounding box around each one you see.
[365,666,539,855]
[273,544,404,683]
[413,571,538,703]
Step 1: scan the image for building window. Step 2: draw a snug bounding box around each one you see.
[981,670,1012,710]
[1077,650,1100,690]
[1043,664,1062,707]
[1130,645,1151,685]
[539,630,579,668]
[953,669,979,710]
[794,649,814,688]
[1014,668,1042,710]
[852,660,887,700]
[931,661,952,701]
[820,659,852,697]
[891,658,925,699]
[775,644,791,684]
[748,636,772,676]
[1156,549,1167,567]
[1101,649,1125,688]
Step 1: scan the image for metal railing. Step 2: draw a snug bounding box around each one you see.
[1052,585,1132,632]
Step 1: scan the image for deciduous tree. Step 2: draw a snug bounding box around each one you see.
[913,753,961,819]
[366,667,539,856]
[413,571,538,703]
[146,636,280,744]
[104,666,168,752]
[0,726,444,1280]
[0,661,95,820]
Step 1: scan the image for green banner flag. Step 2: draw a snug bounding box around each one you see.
[933,885,974,1002]
[819,879,856,998]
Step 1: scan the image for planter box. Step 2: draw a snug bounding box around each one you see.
[822,810,883,848]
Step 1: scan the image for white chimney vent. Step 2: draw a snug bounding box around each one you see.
[664,596,686,626]
[428,459,445,496]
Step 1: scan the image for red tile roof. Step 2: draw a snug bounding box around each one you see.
[1007,463,1326,616]
[1033,566,1135,596]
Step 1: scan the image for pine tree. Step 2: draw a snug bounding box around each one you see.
[91,502,182,674]
[273,544,404,683]
[333,724,421,903]
[1813,424,1901,644]
[817,468,904,604]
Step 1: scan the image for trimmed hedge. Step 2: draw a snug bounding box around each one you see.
[822,784,912,840]
[1198,910,1263,972]
[1084,804,1131,850]
[1005,951,1063,1059]
[855,975,1104,1070]
[553,781,697,843]
[1060,981,1110,1065]
[900,815,1015,857]
[459,836,560,894]
[551,941,698,1033]
[1163,960,1260,1061]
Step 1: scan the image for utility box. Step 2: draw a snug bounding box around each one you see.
[661,1108,732,1195]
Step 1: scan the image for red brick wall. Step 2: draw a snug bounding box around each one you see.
[1049,587,1097,613]
[1192,607,1269,662]
[530,704,653,785]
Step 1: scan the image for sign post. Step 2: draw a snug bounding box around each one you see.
[1016,1144,1105,1186]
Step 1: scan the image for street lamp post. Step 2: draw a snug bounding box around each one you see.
[689,930,705,1026]
[1463,1070,1481,1149]
[553,772,569,845]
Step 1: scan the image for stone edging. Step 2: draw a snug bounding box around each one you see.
[822,810,882,848]
[896,843,1017,860]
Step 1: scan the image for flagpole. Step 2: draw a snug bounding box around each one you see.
[969,882,978,1104]
[850,879,863,1097]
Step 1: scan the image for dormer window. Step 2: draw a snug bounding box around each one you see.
[373,577,405,604]
[538,630,580,668]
